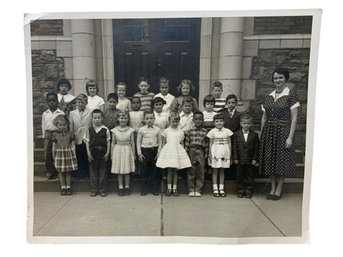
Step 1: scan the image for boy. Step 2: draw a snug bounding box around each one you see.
[154,77,175,114]
[137,111,162,195]
[69,94,92,179]
[184,112,208,197]
[84,109,111,197]
[212,81,226,112]
[178,96,195,133]
[133,78,155,113]
[103,93,119,130]
[42,92,65,179]
[232,114,259,198]
[222,94,241,133]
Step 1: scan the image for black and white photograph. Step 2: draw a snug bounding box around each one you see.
[25,10,320,244]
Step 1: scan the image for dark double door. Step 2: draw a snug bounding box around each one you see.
[113,18,201,98]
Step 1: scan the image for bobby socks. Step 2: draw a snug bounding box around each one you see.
[167,184,172,190]
[219,184,224,190]
[172,184,177,190]
[213,184,218,190]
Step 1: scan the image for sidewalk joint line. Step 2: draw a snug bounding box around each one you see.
[250,199,286,237]
[33,195,73,236]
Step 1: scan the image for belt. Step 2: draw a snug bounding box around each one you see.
[90,146,106,150]
[267,120,289,127]
[190,144,204,150]
[116,142,131,145]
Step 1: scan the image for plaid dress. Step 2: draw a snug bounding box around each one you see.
[52,131,78,173]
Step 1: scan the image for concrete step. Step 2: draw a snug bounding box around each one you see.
[34,149,45,162]
[34,175,303,194]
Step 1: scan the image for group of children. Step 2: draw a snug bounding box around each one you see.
[42,77,259,198]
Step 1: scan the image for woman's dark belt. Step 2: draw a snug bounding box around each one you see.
[190,144,204,150]
[266,120,290,126]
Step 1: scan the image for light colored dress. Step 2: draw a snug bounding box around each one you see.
[111,127,135,174]
[87,95,105,110]
[156,127,191,170]
[117,98,132,111]
[153,111,169,132]
[207,128,233,168]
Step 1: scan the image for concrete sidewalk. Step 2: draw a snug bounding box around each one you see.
[31,191,302,238]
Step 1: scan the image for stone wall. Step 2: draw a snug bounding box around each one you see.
[254,16,312,35]
[32,50,65,138]
[31,20,64,36]
[249,48,310,151]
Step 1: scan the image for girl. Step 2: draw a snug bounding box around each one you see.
[133,77,155,113]
[156,114,191,196]
[116,82,132,112]
[111,110,135,196]
[86,80,105,110]
[56,79,75,115]
[207,113,233,197]
[202,94,216,132]
[153,77,175,114]
[153,97,169,132]
[171,79,199,113]
[51,114,78,195]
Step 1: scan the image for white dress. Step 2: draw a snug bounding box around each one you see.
[207,128,233,168]
[156,127,191,170]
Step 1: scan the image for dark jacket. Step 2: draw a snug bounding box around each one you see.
[232,129,259,165]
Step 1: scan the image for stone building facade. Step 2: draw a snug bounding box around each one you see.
[30,16,312,151]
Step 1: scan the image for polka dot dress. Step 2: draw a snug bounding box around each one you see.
[259,88,299,176]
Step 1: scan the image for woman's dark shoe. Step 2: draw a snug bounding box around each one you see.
[266,194,274,200]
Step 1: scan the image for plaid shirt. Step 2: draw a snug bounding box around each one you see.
[184,126,209,157]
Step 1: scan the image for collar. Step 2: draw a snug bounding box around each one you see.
[179,111,193,117]
[216,127,224,132]
[269,86,290,99]
[242,129,249,134]
[92,124,107,131]
[228,109,235,114]
[146,124,155,129]
[48,108,63,114]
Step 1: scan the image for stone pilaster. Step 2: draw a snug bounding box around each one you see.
[71,20,96,96]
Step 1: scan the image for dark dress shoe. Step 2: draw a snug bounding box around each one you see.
[141,191,147,196]
[266,194,274,200]
[152,191,160,196]
[60,189,67,196]
[66,188,73,195]
[100,192,107,197]
[272,194,281,201]
[90,192,97,197]
[237,192,244,198]
[245,193,252,199]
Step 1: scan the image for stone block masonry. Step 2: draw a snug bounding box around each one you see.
[32,50,65,139]
[31,20,64,36]
[254,16,313,35]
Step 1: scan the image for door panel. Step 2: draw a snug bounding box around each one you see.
[113,18,201,98]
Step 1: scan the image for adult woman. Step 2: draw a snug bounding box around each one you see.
[259,68,300,200]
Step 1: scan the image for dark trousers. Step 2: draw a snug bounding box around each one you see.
[44,138,58,177]
[74,143,89,179]
[187,148,205,193]
[89,147,108,193]
[140,147,160,193]
[236,164,255,194]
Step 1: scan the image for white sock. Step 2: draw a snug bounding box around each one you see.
[213,184,218,191]
[119,185,124,189]
[61,185,66,189]
[219,184,224,190]
[167,184,172,190]
[66,185,71,189]
[172,185,177,190]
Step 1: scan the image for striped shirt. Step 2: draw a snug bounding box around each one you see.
[202,110,216,131]
[184,126,209,157]
[214,97,226,112]
[133,92,155,113]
